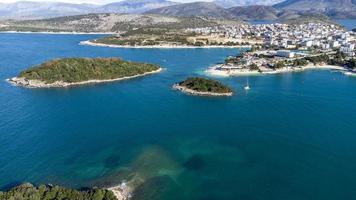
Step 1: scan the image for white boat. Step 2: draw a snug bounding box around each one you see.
[244,79,250,90]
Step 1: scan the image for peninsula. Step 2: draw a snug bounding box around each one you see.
[0,183,116,200]
[173,77,233,96]
[8,58,162,88]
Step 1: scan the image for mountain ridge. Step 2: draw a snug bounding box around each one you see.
[145,2,235,19]
[0,0,180,19]
[146,1,356,19]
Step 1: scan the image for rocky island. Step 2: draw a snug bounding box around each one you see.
[8,58,162,88]
[173,77,233,96]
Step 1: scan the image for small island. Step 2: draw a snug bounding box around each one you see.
[173,77,233,96]
[8,58,162,88]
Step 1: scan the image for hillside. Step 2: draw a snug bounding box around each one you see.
[94,0,178,14]
[0,1,97,19]
[228,5,279,20]
[0,0,180,19]
[274,0,356,18]
[145,2,235,19]
[214,0,284,8]
[0,13,226,33]
[274,0,355,11]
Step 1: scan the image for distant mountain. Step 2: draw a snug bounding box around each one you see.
[214,0,285,8]
[274,0,356,19]
[228,5,279,20]
[0,13,237,33]
[95,0,178,14]
[145,2,298,20]
[145,2,235,19]
[274,0,355,11]
[0,0,180,19]
[0,1,97,19]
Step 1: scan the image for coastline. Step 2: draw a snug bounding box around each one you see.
[80,40,251,49]
[7,68,162,88]
[206,64,350,77]
[107,182,132,200]
[173,84,233,97]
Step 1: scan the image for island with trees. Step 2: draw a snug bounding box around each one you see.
[0,183,117,200]
[8,58,162,88]
[173,77,233,96]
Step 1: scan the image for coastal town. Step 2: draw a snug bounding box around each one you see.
[186,21,356,76]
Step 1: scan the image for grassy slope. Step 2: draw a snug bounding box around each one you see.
[179,77,232,93]
[19,58,160,84]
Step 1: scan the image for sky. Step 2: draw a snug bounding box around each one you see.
[0,0,212,4]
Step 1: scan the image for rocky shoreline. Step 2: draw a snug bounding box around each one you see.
[80,40,251,49]
[7,68,162,88]
[173,84,233,97]
[206,64,351,77]
[107,182,132,200]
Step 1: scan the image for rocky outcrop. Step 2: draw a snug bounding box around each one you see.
[173,84,233,97]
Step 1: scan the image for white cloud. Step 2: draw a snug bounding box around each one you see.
[0,0,213,4]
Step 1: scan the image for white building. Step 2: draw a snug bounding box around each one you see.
[276,50,295,58]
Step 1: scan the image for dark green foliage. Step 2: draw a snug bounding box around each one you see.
[306,54,329,64]
[347,59,356,69]
[224,57,244,65]
[178,77,232,93]
[0,183,117,200]
[19,58,160,83]
[292,58,308,67]
[273,61,286,69]
[249,63,259,71]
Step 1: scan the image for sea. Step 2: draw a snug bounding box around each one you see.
[0,33,356,199]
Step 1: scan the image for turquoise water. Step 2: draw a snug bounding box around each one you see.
[1,33,356,199]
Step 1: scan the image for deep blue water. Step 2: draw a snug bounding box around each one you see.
[335,19,356,30]
[1,33,356,199]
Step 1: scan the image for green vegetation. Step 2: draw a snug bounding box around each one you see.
[249,63,259,71]
[273,61,286,69]
[346,59,356,69]
[94,28,195,46]
[0,183,116,200]
[292,58,308,67]
[224,56,245,65]
[19,58,160,83]
[178,77,232,93]
[306,54,329,64]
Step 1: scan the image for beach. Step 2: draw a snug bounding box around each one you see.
[80,40,251,49]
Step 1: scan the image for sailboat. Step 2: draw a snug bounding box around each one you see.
[244,78,250,90]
